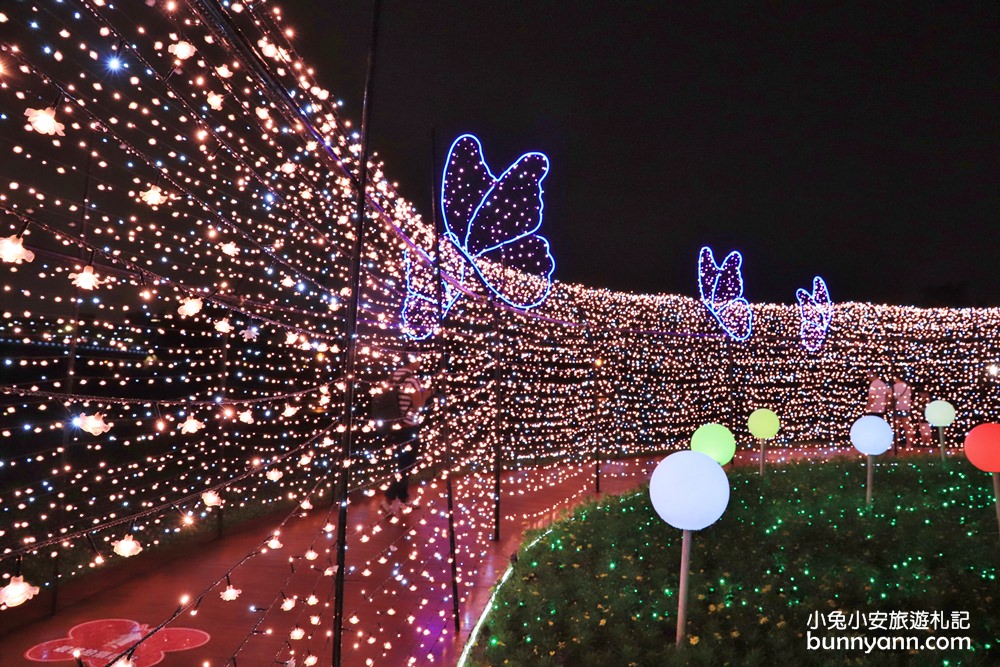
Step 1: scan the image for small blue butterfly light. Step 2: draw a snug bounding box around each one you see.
[402,134,555,340]
[697,246,753,341]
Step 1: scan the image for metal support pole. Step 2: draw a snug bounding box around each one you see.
[758,438,765,477]
[865,455,874,506]
[429,127,462,634]
[215,333,230,540]
[579,315,602,494]
[675,529,692,646]
[993,473,1000,541]
[490,301,504,542]
[333,1,380,665]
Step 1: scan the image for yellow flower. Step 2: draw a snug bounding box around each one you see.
[689,635,700,645]
[731,630,740,638]
[759,616,770,624]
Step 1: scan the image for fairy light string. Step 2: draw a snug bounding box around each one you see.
[1,2,999,666]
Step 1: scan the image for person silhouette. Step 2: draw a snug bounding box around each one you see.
[382,355,434,515]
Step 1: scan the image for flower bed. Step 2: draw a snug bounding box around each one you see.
[471,455,999,666]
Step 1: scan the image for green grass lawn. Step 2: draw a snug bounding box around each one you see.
[471,454,1000,666]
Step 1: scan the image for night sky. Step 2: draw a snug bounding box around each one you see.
[282,1,999,306]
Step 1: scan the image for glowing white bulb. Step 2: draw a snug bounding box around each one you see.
[24,107,65,136]
[201,490,222,507]
[219,585,241,601]
[112,534,143,558]
[0,575,40,607]
[177,297,203,317]
[140,185,168,206]
[168,40,196,60]
[77,413,112,436]
[69,265,104,290]
[0,235,35,264]
[179,417,205,434]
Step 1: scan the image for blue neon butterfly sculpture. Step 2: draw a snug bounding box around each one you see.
[401,134,555,340]
[796,276,833,352]
[697,246,753,341]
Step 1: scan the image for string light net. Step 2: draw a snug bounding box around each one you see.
[1,1,999,664]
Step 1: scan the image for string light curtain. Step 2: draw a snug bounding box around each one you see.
[1,1,999,664]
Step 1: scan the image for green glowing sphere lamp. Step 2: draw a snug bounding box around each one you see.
[925,400,956,428]
[748,408,780,475]
[748,409,780,440]
[690,423,736,466]
[925,400,957,463]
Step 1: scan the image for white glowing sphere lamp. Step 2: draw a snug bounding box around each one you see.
[649,450,730,531]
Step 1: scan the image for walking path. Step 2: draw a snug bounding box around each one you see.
[3,456,659,667]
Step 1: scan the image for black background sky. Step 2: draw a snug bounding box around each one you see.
[281,1,999,306]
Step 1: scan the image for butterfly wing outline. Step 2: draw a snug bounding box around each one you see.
[697,246,753,341]
[796,276,833,352]
[25,618,210,666]
[400,241,465,341]
[401,134,555,339]
[441,134,554,309]
[716,298,753,342]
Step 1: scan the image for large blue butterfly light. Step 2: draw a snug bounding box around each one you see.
[402,134,555,340]
[697,246,753,341]
[796,276,833,352]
